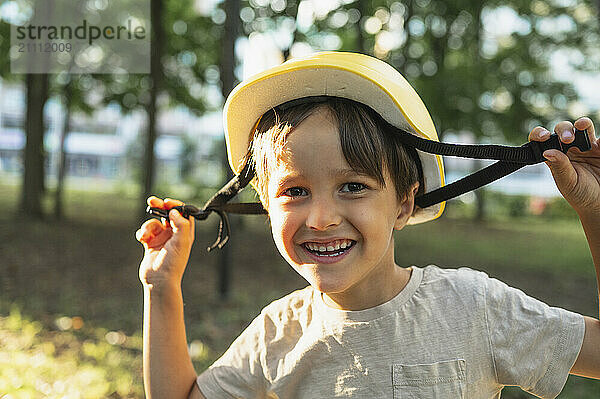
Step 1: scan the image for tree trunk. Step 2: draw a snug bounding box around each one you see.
[473,159,486,222]
[282,0,299,60]
[399,0,413,76]
[21,74,49,219]
[140,0,164,220]
[355,1,366,54]
[472,3,486,222]
[55,79,73,220]
[216,0,242,300]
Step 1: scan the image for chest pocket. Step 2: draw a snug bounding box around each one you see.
[392,359,466,399]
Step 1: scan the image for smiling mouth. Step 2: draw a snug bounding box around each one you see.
[301,239,356,257]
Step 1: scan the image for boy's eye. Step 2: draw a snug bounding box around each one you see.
[341,182,367,193]
[283,187,307,198]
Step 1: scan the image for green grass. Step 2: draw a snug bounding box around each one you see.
[397,217,591,273]
[0,307,143,398]
[1,181,599,397]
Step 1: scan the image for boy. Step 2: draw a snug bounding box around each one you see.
[136,52,600,398]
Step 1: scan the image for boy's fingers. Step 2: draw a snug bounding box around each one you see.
[135,228,144,242]
[168,208,195,236]
[137,219,164,242]
[146,196,186,210]
[169,208,184,224]
[164,198,185,210]
[147,196,164,208]
[136,227,154,243]
[169,208,191,226]
[146,228,174,249]
[140,218,163,232]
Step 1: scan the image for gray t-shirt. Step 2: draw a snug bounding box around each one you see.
[197,265,585,398]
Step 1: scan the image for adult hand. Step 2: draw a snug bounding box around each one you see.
[529,117,600,218]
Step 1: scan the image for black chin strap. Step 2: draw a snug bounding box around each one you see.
[146,162,266,251]
[397,127,591,208]
[148,128,590,250]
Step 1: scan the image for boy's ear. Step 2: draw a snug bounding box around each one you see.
[394,182,419,231]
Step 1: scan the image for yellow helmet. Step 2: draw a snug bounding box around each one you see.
[223,51,445,224]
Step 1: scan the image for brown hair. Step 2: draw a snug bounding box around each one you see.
[249,97,423,210]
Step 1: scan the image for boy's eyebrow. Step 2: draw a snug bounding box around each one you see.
[273,173,301,190]
[273,168,382,192]
[332,168,372,178]
[276,168,371,184]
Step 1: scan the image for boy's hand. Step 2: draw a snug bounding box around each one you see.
[136,196,195,289]
[529,117,600,218]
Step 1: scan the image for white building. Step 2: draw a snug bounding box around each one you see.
[0,80,225,189]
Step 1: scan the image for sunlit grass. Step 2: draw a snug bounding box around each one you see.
[396,216,591,275]
[0,307,144,398]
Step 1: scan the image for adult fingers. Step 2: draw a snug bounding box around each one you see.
[528,126,551,142]
[554,121,575,144]
[574,117,597,145]
[542,148,577,197]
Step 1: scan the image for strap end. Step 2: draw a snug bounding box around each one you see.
[563,128,591,153]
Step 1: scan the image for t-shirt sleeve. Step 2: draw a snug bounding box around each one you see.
[484,275,585,398]
[196,313,267,399]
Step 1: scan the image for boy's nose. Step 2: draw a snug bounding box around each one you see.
[305,197,342,231]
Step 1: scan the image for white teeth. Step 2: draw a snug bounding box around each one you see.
[304,240,354,255]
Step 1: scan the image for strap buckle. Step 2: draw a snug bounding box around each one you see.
[528,128,591,163]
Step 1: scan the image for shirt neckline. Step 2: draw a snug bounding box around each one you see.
[314,266,424,323]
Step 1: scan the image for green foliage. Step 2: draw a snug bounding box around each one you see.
[161,0,218,113]
[0,18,13,80]
[542,196,580,220]
[0,307,143,398]
[391,1,596,143]
[241,0,599,145]
[95,0,217,114]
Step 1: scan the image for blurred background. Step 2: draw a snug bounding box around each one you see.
[0,0,599,397]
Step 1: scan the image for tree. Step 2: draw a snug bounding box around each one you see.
[21,74,48,218]
[53,74,94,219]
[19,0,55,218]
[139,0,165,221]
[87,0,217,218]
[215,0,242,300]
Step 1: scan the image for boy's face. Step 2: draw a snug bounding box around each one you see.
[265,107,416,308]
